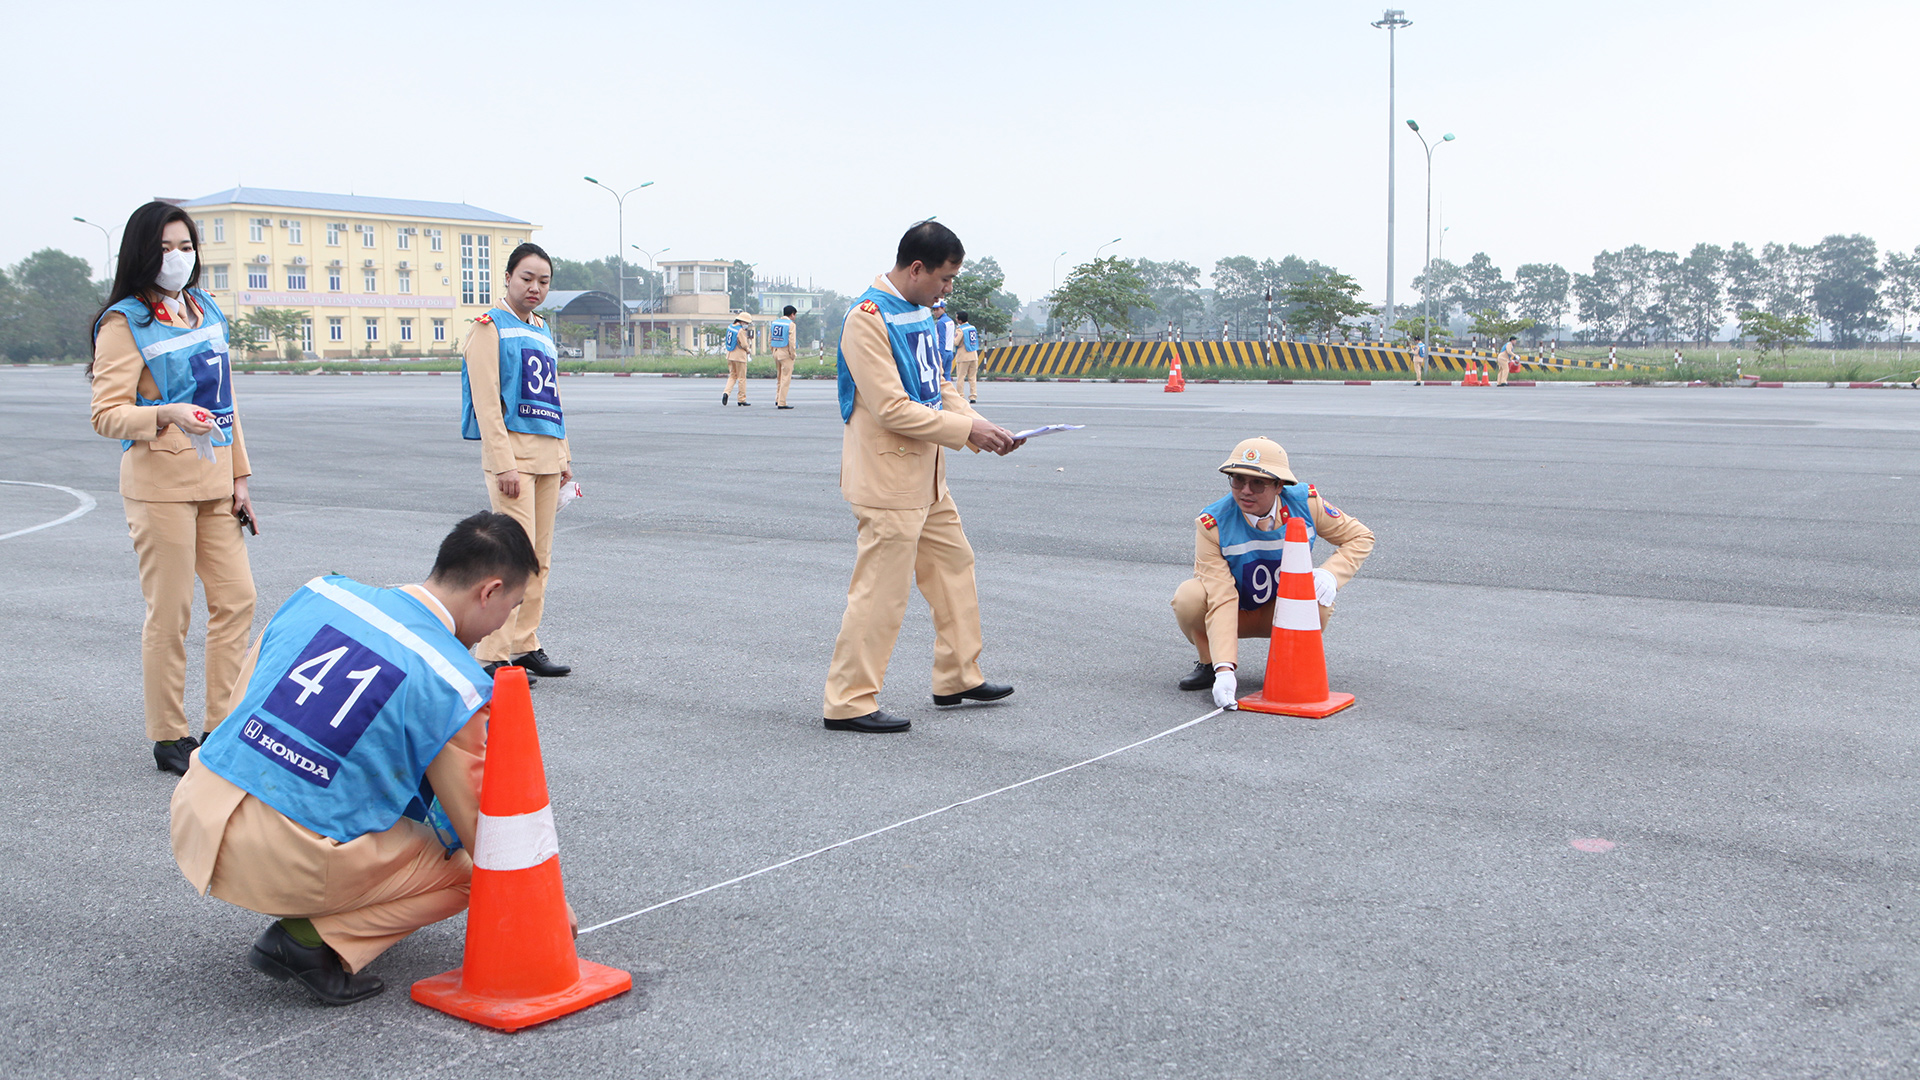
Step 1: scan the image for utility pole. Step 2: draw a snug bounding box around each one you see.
[584,176,653,357]
[1372,8,1412,329]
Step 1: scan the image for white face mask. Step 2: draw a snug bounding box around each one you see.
[155,249,196,292]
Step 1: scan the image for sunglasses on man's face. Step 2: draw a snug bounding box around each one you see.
[1228,475,1273,491]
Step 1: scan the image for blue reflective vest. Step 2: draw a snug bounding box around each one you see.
[95,290,235,452]
[1204,489,1315,610]
[960,324,981,354]
[769,317,795,349]
[724,325,744,354]
[197,576,491,845]
[934,314,956,377]
[462,308,564,441]
[838,286,943,423]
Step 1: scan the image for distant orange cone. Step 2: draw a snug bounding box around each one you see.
[412,666,631,1032]
[1164,343,1186,392]
[1237,517,1355,718]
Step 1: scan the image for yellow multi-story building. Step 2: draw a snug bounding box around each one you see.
[176,187,538,358]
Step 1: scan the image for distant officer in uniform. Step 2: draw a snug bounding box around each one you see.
[932,298,957,380]
[1171,438,1375,709]
[1497,336,1517,386]
[770,304,799,409]
[822,221,1026,733]
[1411,335,1428,385]
[461,242,574,683]
[89,200,258,776]
[170,511,562,1005]
[722,313,753,406]
[952,310,982,402]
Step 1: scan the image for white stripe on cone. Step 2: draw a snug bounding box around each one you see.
[1274,597,1321,632]
[1278,535,1313,575]
[473,805,559,871]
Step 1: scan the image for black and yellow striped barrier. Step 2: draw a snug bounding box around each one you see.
[979,340,1647,377]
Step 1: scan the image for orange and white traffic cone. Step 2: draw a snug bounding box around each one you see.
[412,666,631,1031]
[1463,362,1480,386]
[1236,517,1356,719]
[1164,343,1186,392]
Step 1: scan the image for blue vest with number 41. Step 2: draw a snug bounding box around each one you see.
[95,290,236,452]
[838,286,943,423]
[462,308,564,441]
[1205,489,1315,610]
[196,576,491,845]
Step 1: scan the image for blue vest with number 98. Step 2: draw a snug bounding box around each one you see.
[461,308,565,441]
[197,576,491,844]
[1204,489,1315,610]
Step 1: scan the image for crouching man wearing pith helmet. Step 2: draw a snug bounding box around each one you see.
[1171,437,1375,709]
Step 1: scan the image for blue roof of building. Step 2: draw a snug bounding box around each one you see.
[179,187,531,225]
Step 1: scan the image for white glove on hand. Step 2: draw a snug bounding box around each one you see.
[1211,667,1238,710]
[1312,567,1338,607]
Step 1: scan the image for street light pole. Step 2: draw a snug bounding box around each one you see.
[584,176,653,357]
[1405,121,1455,341]
[72,216,112,282]
[632,244,669,352]
[1050,250,1069,340]
[1372,8,1412,330]
[1095,237,1122,260]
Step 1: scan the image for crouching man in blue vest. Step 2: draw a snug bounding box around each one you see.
[170,511,546,1005]
[1170,438,1375,709]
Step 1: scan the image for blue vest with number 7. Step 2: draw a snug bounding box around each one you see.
[461,308,565,440]
[95,290,236,452]
[196,576,491,845]
[1205,489,1315,610]
[838,286,943,423]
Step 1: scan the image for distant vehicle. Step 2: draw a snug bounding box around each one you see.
[558,346,583,359]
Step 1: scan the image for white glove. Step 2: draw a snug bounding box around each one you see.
[1312,567,1338,607]
[1211,667,1238,710]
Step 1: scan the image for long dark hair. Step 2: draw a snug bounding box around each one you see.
[90,202,203,343]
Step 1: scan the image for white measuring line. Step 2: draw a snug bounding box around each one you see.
[0,481,96,541]
[578,706,1228,936]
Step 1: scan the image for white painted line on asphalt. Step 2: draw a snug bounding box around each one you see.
[0,481,97,541]
[578,707,1229,936]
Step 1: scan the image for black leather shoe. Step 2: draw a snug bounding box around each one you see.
[824,710,911,733]
[721,392,729,405]
[154,736,198,776]
[512,648,571,678]
[248,922,384,1006]
[1177,661,1215,691]
[932,682,1014,706]
[482,661,538,688]
[738,400,752,406]
[776,404,794,409]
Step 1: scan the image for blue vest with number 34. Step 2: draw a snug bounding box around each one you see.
[95,290,236,452]
[461,308,565,440]
[1205,489,1315,610]
[196,577,491,845]
[838,286,943,423]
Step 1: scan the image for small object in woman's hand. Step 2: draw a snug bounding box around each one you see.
[236,506,257,536]
[557,481,583,511]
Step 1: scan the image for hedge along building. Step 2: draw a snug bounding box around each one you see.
[174,187,538,359]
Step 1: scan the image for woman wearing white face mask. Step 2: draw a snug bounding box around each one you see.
[90,201,258,777]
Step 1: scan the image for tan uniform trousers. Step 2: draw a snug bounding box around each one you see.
[173,762,472,974]
[125,497,256,741]
[823,493,985,719]
[953,358,979,399]
[1170,577,1330,665]
[773,347,796,406]
[475,469,561,661]
[724,355,750,402]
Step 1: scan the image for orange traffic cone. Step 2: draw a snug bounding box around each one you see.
[1236,517,1355,718]
[1164,343,1186,392]
[1462,362,1479,386]
[412,666,631,1031]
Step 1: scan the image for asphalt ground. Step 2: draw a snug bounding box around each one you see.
[1,367,1916,1080]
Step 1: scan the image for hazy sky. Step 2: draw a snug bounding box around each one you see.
[15,0,1917,311]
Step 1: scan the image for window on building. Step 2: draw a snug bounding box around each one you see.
[397,230,411,250]
[399,318,414,342]
[326,223,342,246]
[364,271,378,293]
[249,218,267,243]
[328,269,341,292]
[286,268,306,291]
[247,265,269,289]
[428,229,443,252]
[362,226,376,249]
[432,318,447,342]
[461,234,492,305]
[287,220,303,244]
[328,317,344,342]
[211,218,225,242]
[364,318,379,342]
[397,269,412,294]
[194,219,205,239]
[209,265,229,290]
[254,326,271,344]
[299,318,313,354]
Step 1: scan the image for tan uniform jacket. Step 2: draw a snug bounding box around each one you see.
[1192,488,1375,667]
[839,275,983,510]
[172,585,488,895]
[91,308,252,501]
[463,317,572,476]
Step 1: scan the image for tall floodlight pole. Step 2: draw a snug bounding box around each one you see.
[1050,250,1069,339]
[1372,9,1411,331]
[1095,237,1122,259]
[584,176,653,356]
[72,216,113,281]
[1405,121,1455,340]
[632,244,669,350]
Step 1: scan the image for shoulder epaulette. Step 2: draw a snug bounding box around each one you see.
[474,313,493,325]
[858,299,881,315]
[1307,483,1318,499]
[1199,512,1217,531]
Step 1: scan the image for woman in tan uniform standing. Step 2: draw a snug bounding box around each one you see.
[459,242,575,682]
[89,201,258,776]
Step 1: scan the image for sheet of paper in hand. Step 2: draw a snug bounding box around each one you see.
[1010,424,1086,440]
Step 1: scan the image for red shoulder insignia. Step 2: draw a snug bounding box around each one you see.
[858,299,881,316]
[1199,513,1217,530]
[1307,483,1318,499]
[474,313,493,325]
